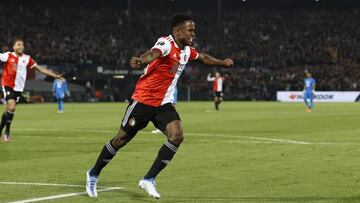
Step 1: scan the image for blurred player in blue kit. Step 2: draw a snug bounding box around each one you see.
[303,70,316,112]
[53,78,69,113]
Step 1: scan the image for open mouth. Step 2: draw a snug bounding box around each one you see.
[188,37,193,44]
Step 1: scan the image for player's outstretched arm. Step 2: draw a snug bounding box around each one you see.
[34,65,64,80]
[197,53,233,67]
[207,73,215,81]
[130,49,162,68]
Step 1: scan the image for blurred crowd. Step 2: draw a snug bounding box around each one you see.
[0,6,360,100]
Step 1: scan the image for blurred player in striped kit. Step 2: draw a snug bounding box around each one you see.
[207,72,226,110]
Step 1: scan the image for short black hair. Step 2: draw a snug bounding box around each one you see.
[13,37,24,45]
[171,14,193,28]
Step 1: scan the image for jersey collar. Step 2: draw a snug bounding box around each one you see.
[169,35,179,49]
[11,52,23,57]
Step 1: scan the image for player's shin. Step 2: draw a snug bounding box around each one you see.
[303,98,309,107]
[144,140,179,179]
[5,111,14,134]
[57,99,61,111]
[60,99,64,111]
[0,112,7,133]
[90,140,118,176]
[310,98,314,109]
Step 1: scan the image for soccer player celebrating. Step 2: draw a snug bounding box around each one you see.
[53,78,69,113]
[86,14,233,199]
[0,38,63,142]
[303,70,316,112]
[207,72,225,110]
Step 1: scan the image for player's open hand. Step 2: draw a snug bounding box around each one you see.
[223,58,234,67]
[130,57,142,68]
[55,74,64,81]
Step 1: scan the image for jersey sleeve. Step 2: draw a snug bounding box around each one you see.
[27,57,37,69]
[189,47,199,61]
[151,37,171,57]
[0,52,9,62]
[207,75,215,82]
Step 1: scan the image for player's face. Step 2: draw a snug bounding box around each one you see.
[178,21,196,46]
[215,72,220,78]
[13,41,25,55]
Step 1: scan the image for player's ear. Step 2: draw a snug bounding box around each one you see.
[173,26,181,37]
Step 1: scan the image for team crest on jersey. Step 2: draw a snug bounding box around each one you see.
[12,62,18,70]
[179,52,188,64]
[128,117,136,127]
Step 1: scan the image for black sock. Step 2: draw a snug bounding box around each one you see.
[5,111,14,134]
[144,140,179,179]
[215,101,219,110]
[90,140,117,176]
[0,112,7,133]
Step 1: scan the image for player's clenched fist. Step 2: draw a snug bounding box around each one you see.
[130,57,142,68]
[223,58,234,67]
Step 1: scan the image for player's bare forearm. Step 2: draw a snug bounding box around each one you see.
[197,53,234,67]
[130,49,161,68]
[35,65,63,80]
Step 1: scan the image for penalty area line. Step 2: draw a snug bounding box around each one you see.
[0,181,121,189]
[0,181,123,203]
[7,188,120,203]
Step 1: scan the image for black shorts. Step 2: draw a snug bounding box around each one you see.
[2,86,21,102]
[120,100,181,136]
[214,91,223,97]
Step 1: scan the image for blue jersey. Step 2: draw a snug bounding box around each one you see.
[53,79,68,99]
[304,77,315,97]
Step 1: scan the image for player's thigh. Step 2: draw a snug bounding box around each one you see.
[6,99,16,111]
[151,103,181,133]
[120,100,155,137]
[4,87,18,111]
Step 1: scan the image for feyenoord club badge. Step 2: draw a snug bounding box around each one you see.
[129,117,136,127]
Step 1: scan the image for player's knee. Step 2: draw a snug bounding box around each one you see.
[7,106,15,112]
[111,133,134,150]
[168,130,184,145]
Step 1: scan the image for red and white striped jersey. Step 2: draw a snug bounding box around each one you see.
[208,76,225,92]
[132,35,199,107]
[0,52,37,91]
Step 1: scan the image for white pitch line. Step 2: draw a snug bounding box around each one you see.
[13,128,309,144]
[184,132,311,145]
[12,128,360,145]
[7,188,120,203]
[12,128,114,134]
[0,181,119,189]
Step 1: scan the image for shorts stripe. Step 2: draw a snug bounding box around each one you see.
[2,86,6,100]
[122,101,138,127]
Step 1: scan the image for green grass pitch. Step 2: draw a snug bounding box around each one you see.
[0,102,360,203]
